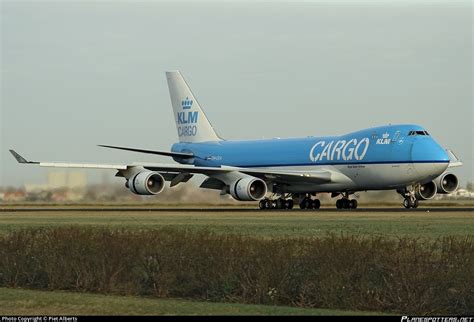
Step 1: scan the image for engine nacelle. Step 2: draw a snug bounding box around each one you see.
[127,171,165,195]
[415,181,437,200]
[434,173,459,194]
[230,177,267,201]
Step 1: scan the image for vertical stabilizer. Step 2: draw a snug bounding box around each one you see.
[166,71,221,143]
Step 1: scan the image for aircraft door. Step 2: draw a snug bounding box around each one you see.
[389,131,416,180]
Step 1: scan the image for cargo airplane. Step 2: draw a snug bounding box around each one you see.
[10,71,463,209]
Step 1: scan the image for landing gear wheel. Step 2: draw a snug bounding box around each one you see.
[285,199,294,210]
[349,199,358,209]
[403,198,409,209]
[342,199,350,209]
[276,198,285,209]
[264,199,273,210]
[413,199,419,209]
[300,198,312,209]
[259,199,266,210]
[403,198,411,209]
[312,199,321,209]
[299,200,307,209]
[337,198,355,209]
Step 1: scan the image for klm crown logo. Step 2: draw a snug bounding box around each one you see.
[376,132,391,145]
[182,97,193,110]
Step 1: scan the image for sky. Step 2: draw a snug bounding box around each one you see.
[1,0,472,187]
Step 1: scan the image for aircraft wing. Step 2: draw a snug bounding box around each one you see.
[139,163,333,184]
[9,150,336,184]
[10,150,128,170]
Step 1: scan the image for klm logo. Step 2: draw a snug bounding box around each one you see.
[177,111,198,124]
[376,132,391,145]
[177,96,199,136]
[182,97,193,110]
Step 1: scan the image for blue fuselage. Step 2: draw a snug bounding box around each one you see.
[171,124,449,169]
[170,124,449,192]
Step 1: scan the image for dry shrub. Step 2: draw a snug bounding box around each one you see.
[0,228,472,314]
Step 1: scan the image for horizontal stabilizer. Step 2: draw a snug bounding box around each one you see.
[98,145,194,158]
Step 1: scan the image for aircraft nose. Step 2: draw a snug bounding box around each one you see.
[411,138,449,178]
[411,138,449,162]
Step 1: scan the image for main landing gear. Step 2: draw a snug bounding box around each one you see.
[335,193,358,209]
[259,197,294,210]
[299,197,321,210]
[335,198,358,209]
[258,193,321,210]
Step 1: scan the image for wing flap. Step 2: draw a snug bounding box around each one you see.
[40,162,128,170]
[240,168,332,184]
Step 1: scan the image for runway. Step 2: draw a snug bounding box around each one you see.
[1,205,472,238]
[1,206,472,213]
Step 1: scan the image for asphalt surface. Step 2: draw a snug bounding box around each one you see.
[1,207,472,213]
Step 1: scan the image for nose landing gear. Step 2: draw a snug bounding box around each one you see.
[403,197,419,209]
[398,187,419,209]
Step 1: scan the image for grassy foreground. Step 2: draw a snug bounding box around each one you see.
[0,209,473,238]
[0,288,379,315]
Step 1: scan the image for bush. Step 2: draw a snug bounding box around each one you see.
[0,227,472,314]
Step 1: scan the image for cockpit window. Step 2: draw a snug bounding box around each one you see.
[408,130,430,136]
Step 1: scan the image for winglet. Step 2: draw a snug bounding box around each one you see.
[447,149,463,168]
[9,150,39,164]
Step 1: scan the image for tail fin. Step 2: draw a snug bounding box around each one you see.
[166,71,221,143]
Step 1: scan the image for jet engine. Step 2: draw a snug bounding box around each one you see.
[230,177,267,201]
[434,172,459,194]
[126,171,165,195]
[414,181,437,200]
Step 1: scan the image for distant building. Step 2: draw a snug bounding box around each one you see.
[3,191,26,202]
[48,172,67,189]
[435,189,474,200]
[39,171,87,190]
[67,172,87,190]
[23,171,87,202]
